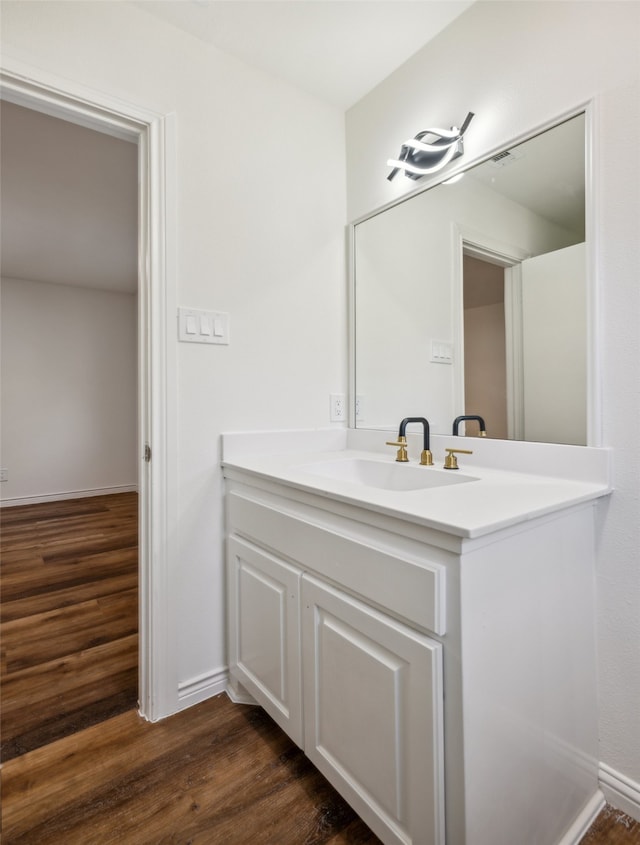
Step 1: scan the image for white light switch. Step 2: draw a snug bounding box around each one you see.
[430,340,453,364]
[178,308,230,344]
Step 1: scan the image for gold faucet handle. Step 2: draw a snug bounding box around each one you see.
[444,447,473,470]
[385,436,409,462]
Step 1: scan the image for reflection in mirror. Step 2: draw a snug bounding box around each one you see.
[353,113,587,445]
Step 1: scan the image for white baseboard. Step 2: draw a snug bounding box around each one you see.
[177,667,229,711]
[0,485,137,507]
[226,676,258,706]
[600,762,640,822]
[558,790,605,845]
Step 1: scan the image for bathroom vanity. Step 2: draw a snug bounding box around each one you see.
[222,429,611,845]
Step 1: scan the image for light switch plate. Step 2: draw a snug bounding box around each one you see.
[178,308,229,344]
[430,340,453,364]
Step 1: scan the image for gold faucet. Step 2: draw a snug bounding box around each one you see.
[444,448,473,470]
[386,435,409,462]
[386,417,434,465]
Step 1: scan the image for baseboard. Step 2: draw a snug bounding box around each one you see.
[226,676,259,706]
[558,790,605,845]
[600,762,640,822]
[177,667,229,711]
[0,485,137,507]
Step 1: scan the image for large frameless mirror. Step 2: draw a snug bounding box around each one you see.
[352,112,590,445]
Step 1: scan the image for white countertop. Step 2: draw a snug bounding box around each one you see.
[221,430,612,539]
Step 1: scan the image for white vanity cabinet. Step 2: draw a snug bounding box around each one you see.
[226,486,446,845]
[224,449,605,845]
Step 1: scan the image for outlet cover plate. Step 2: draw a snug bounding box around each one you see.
[330,394,345,422]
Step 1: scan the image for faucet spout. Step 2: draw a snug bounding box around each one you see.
[452,415,487,437]
[399,417,433,466]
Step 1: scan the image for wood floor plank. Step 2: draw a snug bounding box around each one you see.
[2,590,137,672]
[1,514,135,547]
[1,687,139,762]
[41,531,138,564]
[2,634,138,727]
[0,571,138,623]
[0,550,46,572]
[1,492,136,520]
[0,547,138,602]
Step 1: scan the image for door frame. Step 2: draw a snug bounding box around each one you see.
[451,224,529,440]
[0,59,178,721]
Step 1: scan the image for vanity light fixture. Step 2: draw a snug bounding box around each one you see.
[387,112,475,181]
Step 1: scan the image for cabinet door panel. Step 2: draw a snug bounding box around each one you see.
[228,536,302,745]
[302,575,444,845]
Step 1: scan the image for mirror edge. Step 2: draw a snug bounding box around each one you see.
[584,101,601,448]
[347,220,357,428]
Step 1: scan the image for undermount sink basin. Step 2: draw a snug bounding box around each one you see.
[299,458,476,492]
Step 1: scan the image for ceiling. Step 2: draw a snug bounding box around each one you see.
[130,1,475,110]
[469,112,586,240]
[0,101,139,294]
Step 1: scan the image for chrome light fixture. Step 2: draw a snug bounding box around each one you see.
[387,112,475,181]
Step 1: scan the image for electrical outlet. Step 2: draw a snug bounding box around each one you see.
[0,468,8,482]
[330,394,346,422]
[355,395,364,421]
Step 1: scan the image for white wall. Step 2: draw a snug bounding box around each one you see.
[0,277,137,502]
[0,1,347,710]
[347,0,640,814]
[522,244,587,446]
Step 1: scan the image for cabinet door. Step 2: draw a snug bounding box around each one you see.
[302,575,444,845]
[228,536,302,746]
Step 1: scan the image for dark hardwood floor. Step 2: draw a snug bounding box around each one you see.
[1,694,381,844]
[2,493,639,844]
[2,691,640,845]
[1,493,139,760]
[583,807,640,845]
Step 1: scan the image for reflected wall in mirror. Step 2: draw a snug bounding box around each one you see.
[353,112,588,445]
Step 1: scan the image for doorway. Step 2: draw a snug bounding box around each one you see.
[0,101,139,499]
[457,231,527,443]
[462,254,509,439]
[0,64,177,721]
[0,100,140,753]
